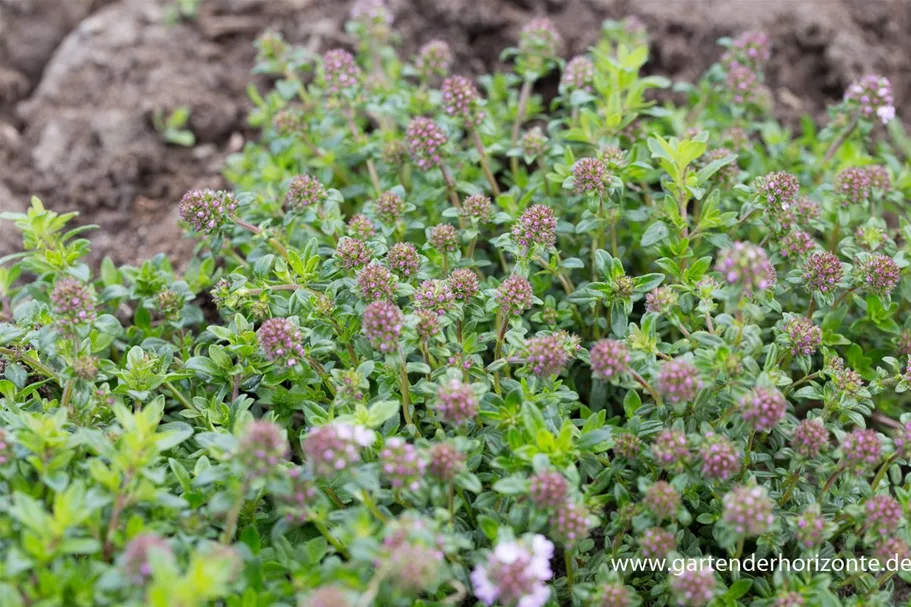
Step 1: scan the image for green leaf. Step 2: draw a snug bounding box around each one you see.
[640,221,669,247]
[623,390,641,419]
[366,400,400,427]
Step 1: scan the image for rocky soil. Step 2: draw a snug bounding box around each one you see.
[0,0,908,264]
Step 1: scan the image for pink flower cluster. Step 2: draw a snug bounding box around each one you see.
[415,40,452,80]
[428,442,465,482]
[715,241,776,293]
[841,428,882,472]
[722,485,775,537]
[179,189,238,234]
[651,428,690,471]
[700,433,739,481]
[644,481,680,520]
[864,494,903,536]
[844,74,895,124]
[791,419,829,458]
[302,422,375,478]
[572,157,608,195]
[285,175,327,210]
[429,223,459,253]
[523,334,569,377]
[795,507,825,548]
[321,49,361,96]
[448,268,480,301]
[374,190,405,224]
[361,300,403,353]
[640,527,675,559]
[335,238,371,270]
[441,75,484,126]
[561,56,595,94]
[237,420,288,477]
[406,117,448,171]
[589,339,630,381]
[497,275,534,316]
[856,254,900,296]
[669,560,716,607]
[257,317,307,367]
[386,242,420,279]
[740,387,787,432]
[657,359,703,404]
[51,277,97,324]
[802,251,843,294]
[549,501,592,546]
[380,437,427,492]
[435,378,479,425]
[528,470,569,510]
[356,262,397,301]
[414,279,455,315]
[471,534,554,607]
[512,204,557,250]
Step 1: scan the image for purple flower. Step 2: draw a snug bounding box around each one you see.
[724,63,761,106]
[307,587,353,607]
[795,507,825,548]
[856,254,901,296]
[519,17,562,59]
[523,334,569,377]
[512,204,557,250]
[441,75,484,125]
[669,560,717,607]
[178,189,238,234]
[379,437,427,492]
[572,157,608,195]
[781,316,822,357]
[779,230,815,258]
[715,241,776,293]
[356,262,397,302]
[415,40,452,80]
[448,268,480,302]
[640,527,675,560]
[335,237,371,271]
[406,117,448,171]
[321,49,361,96]
[644,481,680,521]
[740,387,787,432]
[302,422,375,478]
[700,433,739,481]
[657,359,703,404]
[435,377,479,425]
[802,251,843,294]
[873,537,910,564]
[386,242,421,279]
[361,300,403,353]
[651,428,690,472]
[471,535,553,607]
[51,277,97,324]
[841,428,882,473]
[775,592,806,607]
[414,279,455,316]
[429,223,459,254]
[549,501,593,546]
[722,31,771,72]
[415,309,440,341]
[613,433,641,459]
[374,190,405,224]
[346,214,375,240]
[645,286,678,314]
[589,339,630,381]
[463,193,494,223]
[497,275,534,316]
[122,533,174,582]
[722,485,775,537]
[835,167,872,206]
[285,175,327,210]
[845,74,895,124]
[520,127,549,159]
[428,442,465,482]
[866,165,892,192]
[257,318,307,367]
[560,56,594,94]
[792,419,829,458]
[237,420,289,477]
[529,470,569,510]
[280,467,318,524]
[597,582,631,607]
[865,494,903,536]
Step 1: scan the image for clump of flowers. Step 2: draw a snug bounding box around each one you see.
[335,237,371,270]
[302,423,375,478]
[448,268,479,301]
[379,437,427,491]
[644,481,680,520]
[121,533,175,583]
[792,419,829,458]
[669,561,716,607]
[795,507,826,548]
[724,63,762,106]
[512,204,557,250]
[428,442,465,482]
[781,316,822,356]
[429,223,459,254]
[722,31,771,72]
[528,470,569,510]
[864,494,903,536]
[518,17,562,65]
[597,583,631,607]
[589,339,630,381]
[441,75,484,125]
[645,286,678,314]
[802,251,843,294]
[356,262,397,301]
[463,193,493,223]
[471,534,553,607]
[415,40,452,80]
[406,117,448,171]
[346,214,375,240]
[522,333,569,377]
[651,429,690,471]
[775,592,805,607]
[844,74,895,124]
[657,359,703,404]
[757,171,799,212]
[714,242,776,293]
[50,277,97,324]
[572,157,608,195]
[520,127,549,159]
[560,56,595,94]
[286,175,327,210]
[386,242,420,279]
[841,428,882,472]
[740,387,787,432]
[779,230,814,258]
[835,167,872,206]
[257,317,306,367]
[722,485,775,537]
[613,432,641,459]
[700,433,739,481]
[549,501,593,546]
[179,189,238,234]
[320,49,361,96]
[361,300,403,353]
[414,279,455,315]
[497,275,534,316]
[374,190,405,224]
[855,254,900,296]
[435,377,478,425]
[640,527,675,559]
[237,420,288,477]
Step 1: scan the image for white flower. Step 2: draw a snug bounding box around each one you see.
[877,105,896,124]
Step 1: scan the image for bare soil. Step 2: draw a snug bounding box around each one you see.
[0,0,908,265]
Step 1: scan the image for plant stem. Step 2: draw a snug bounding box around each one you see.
[314,520,350,557]
[822,113,860,167]
[510,79,535,177]
[733,536,745,560]
[471,128,500,196]
[457,486,476,526]
[870,454,899,492]
[821,464,845,497]
[399,348,413,426]
[778,465,803,506]
[323,486,345,509]
[221,478,251,543]
[564,550,575,593]
[164,381,194,410]
[361,490,389,523]
[629,369,661,405]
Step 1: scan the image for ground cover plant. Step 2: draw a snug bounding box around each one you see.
[1,4,911,606]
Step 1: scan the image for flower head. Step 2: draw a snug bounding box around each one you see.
[520,127,549,159]
[572,157,608,195]
[651,428,690,472]
[613,433,641,459]
[415,309,440,341]
[435,378,479,425]
[645,286,679,314]
[864,494,903,536]
[237,420,288,477]
[307,586,353,607]
[802,251,843,294]
[700,433,739,481]
[640,527,675,559]
[644,481,680,521]
[523,334,569,377]
[415,40,452,80]
[740,387,787,432]
[856,254,900,296]
[346,214,375,240]
[657,359,703,404]
[361,300,403,353]
[560,56,594,95]
[795,507,826,549]
[835,167,872,206]
[302,423,375,478]
[414,279,455,315]
[845,74,895,124]
[406,117,447,171]
[865,165,892,192]
[356,262,397,302]
[321,49,361,96]
[335,237,371,271]
[669,560,716,607]
[781,316,822,358]
[441,75,484,125]
[722,485,775,537]
[873,537,910,564]
[519,17,562,61]
[379,438,427,492]
[724,63,761,106]
[529,470,569,510]
[512,204,557,250]
[257,318,306,367]
[428,442,465,482]
[179,189,238,234]
[792,419,829,458]
[841,428,882,473]
[715,242,776,293]
[497,275,534,316]
[471,534,554,607]
[448,268,480,302]
[286,175,327,210]
[386,242,421,279]
[550,501,593,546]
[779,230,815,258]
[374,190,405,224]
[51,277,97,324]
[775,592,805,607]
[722,31,771,72]
[122,533,174,583]
[597,582,631,607]
[589,339,630,381]
[429,223,459,254]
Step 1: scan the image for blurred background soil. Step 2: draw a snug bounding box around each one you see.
[0,0,908,265]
